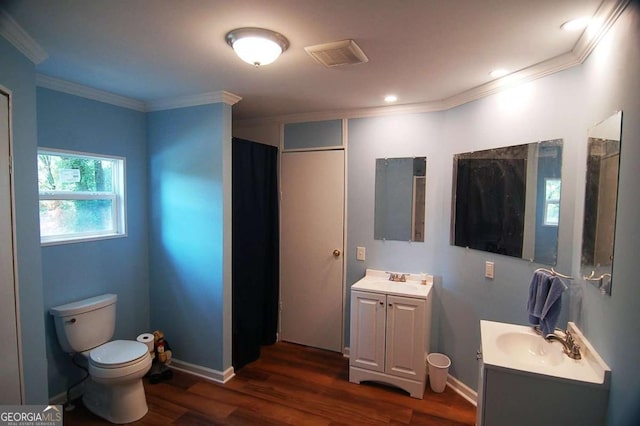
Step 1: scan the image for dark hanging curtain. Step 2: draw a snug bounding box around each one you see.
[232,137,279,370]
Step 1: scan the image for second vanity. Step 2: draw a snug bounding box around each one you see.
[349,269,433,398]
[477,320,611,426]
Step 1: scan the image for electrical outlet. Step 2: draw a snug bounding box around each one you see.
[356,246,366,261]
[485,261,495,279]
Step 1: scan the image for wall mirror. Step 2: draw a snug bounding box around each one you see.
[581,111,622,295]
[374,157,426,242]
[451,140,563,264]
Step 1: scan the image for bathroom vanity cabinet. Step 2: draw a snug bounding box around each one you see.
[349,270,432,398]
[477,320,611,426]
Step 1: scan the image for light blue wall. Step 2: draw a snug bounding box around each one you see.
[577,5,640,425]
[434,68,584,387]
[347,112,444,342]
[36,88,149,398]
[347,70,584,387]
[147,103,232,372]
[0,36,48,403]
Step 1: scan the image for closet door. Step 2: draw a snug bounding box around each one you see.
[280,150,344,352]
[0,90,22,404]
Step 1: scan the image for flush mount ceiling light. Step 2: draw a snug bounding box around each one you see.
[384,95,398,103]
[225,27,289,67]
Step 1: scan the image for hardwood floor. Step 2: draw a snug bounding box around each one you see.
[63,342,476,425]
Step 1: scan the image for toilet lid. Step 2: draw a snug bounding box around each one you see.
[90,340,149,368]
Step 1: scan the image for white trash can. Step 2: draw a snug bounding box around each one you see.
[427,353,451,393]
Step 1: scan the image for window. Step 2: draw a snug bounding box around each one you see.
[38,148,126,245]
[543,178,561,226]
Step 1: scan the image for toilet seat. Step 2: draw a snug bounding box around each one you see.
[90,340,149,369]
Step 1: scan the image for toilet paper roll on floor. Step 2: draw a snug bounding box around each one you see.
[136,333,155,353]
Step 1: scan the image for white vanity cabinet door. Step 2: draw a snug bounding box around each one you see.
[350,290,386,372]
[385,295,426,381]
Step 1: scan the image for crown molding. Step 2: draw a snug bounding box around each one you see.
[36,74,242,112]
[36,74,146,111]
[145,91,242,111]
[235,0,629,128]
[0,10,48,64]
[572,0,630,63]
[443,51,582,110]
[235,51,582,127]
[10,0,627,123]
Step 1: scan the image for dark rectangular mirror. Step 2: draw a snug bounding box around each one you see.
[451,140,563,264]
[581,111,622,295]
[374,157,426,242]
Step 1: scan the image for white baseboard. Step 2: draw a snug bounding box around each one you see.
[49,359,234,404]
[345,347,475,405]
[170,358,235,384]
[446,374,477,406]
[49,382,85,405]
[51,356,473,408]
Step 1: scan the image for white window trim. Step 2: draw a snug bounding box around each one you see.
[543,177,560,227]
[38,147,127,245]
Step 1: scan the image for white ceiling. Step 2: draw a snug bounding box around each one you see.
[3,0,605,121]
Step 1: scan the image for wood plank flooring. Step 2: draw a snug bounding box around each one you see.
[63,342,476,425]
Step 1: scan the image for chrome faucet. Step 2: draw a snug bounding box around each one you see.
[545,330,582,360]
[387,272,407,282]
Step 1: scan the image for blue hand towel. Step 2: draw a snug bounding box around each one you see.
[527,270,549,323]
[527,271,564,336]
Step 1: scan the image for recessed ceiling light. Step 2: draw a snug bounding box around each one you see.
[490,69,509,78]
[586,17,605,37]
[561,17,590,32]
[384,95,398,103]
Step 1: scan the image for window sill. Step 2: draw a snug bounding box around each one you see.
[41,232,127,247]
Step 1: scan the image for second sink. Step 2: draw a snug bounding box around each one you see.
[495,331,564,367]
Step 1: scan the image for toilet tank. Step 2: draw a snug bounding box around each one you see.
[49,294,117,353]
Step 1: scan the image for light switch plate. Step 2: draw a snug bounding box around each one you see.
[356,246,366,261]
[485,261,495,279]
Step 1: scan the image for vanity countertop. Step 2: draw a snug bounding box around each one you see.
[351,269,433,299]
[480,320,611,386]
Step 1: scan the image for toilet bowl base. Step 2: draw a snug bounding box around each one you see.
[83,377,148,424]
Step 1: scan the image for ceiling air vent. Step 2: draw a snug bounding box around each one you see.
[304,39,368,67]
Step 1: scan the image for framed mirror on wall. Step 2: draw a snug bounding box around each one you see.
[451,140,563,264]
[581,111,623,295]
[374,157,426,242]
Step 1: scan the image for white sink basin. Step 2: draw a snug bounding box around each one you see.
[481,320,610,385]
[495,331,564,367]
[351,269,432,299]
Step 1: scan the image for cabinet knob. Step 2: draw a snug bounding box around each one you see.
[332,249,341,257]
[388,303,393,307]
[379,301,384,305]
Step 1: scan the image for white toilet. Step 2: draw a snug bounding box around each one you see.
[50,294,152,424]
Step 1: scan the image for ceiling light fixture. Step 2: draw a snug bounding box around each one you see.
[384,95,398,103]
[226,27,289,67]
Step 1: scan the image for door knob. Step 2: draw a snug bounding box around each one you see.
[333,249,341,257]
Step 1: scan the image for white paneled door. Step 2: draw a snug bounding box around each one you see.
[0,90,22,404]
[280,150,344,352]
